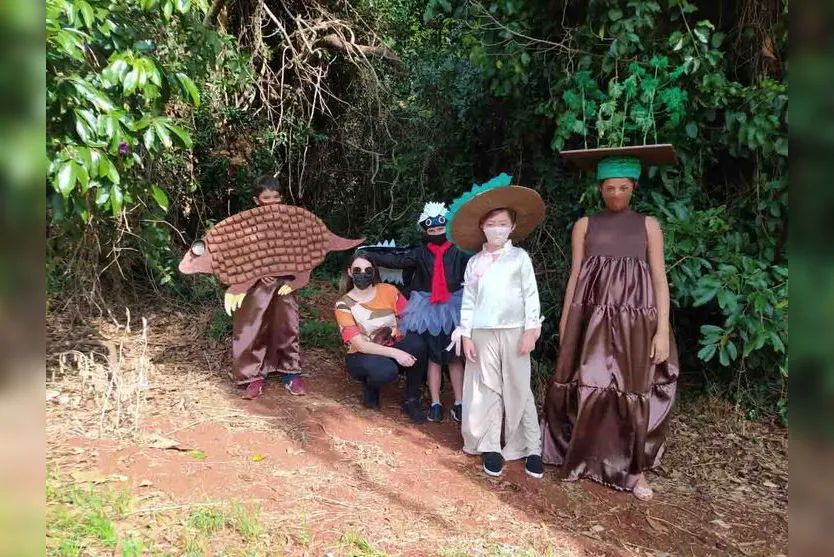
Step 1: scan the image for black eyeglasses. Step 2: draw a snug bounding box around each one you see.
[351,267,374,274]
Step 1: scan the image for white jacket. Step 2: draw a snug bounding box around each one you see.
[458,241,542,338]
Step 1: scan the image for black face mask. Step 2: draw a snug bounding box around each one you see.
[352,271,375,290]
[425,232,447,245]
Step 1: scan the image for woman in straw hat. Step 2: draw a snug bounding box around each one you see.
[446,174,547,479]
[541,145,680,501]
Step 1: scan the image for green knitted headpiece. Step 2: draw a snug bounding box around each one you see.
[596,157,642,181]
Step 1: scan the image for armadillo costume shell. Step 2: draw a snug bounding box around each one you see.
[179,203,364,294]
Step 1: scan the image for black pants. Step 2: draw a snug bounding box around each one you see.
[345,332,427,402]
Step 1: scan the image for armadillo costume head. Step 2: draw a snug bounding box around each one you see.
[418,201,449,245]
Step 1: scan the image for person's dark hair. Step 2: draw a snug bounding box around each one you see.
[479,207,517,227]
[255,175,281,194]
[339,253,379,295]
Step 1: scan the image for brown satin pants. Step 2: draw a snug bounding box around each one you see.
[231,280,301,385]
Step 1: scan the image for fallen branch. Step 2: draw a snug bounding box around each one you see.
[317,34,401,65]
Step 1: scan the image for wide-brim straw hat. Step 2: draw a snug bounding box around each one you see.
[447,174,545,252]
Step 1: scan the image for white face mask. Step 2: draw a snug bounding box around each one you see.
[483,226,512,248]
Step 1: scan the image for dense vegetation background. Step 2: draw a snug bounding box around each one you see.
[46,0,788,421]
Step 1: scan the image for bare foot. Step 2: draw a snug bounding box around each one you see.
[633,473,653,501]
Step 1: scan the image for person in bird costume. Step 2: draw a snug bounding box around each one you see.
[358,202,471,423]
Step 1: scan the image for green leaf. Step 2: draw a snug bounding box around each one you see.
[685,121,698,138]
[73,161,90,193]
[150,185,169,212]
[124,70,139,94]
[74,110,95,144]
[693,27,709,43]
[717,290,738,313]
[144,126,156,151]
[770,331,785,353]
[719,346,729,366]
[166,124,193,148]
[608,9,623,21]
[711,31,725,48]
[175,73,201,107]
[154,122,172,149]
[133,40,156,52]
[697,344,716,362]
[726,340,738,361]
[110,184,124,216]
[188,450,207,460]
[77,0,95,28]
[176,0,191,13]
[131,115,153,131]
[95,185,110,206]
[693,288,717,307]
[103,157,120,184]
[700,324,723,336]
[775,138,788,157]
[140,0,158,9]
[54,29,85,61]
[163,0,174,20]
[77,146,93,170]
[53,162,76,197]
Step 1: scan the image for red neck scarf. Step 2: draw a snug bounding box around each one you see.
[427,241,452,304]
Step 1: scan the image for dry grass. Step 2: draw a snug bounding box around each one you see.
[661,397,788,516]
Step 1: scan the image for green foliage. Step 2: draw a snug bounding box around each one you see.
[207,309,232,341]
[47,0,199,220]
[300,321,342,351]
[46,0,250,302]
[392,0,788,419]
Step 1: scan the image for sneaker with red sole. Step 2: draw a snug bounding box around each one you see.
[284,376,307,396]
[242,378,265,400]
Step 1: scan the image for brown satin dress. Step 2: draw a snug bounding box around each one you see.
[231,278,301,384]
[541,209,678,491]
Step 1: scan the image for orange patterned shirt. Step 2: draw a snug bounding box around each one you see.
[334,283,408,354]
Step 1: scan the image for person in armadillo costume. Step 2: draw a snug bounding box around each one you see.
[178,175,364,400]
[359,202,471,423]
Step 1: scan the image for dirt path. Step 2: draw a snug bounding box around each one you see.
[46,290,787,556]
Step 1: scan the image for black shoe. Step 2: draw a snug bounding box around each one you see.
[451,403,462,423]
[525,454,544,479]
[361,383,380,409]
[482,452,504,477]
[427,403,443,423]
[403,398,426,424]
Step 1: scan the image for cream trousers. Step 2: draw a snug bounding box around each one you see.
[462,327,541,461]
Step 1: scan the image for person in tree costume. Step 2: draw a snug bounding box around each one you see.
[359,202,471,423]
[540,145,680,501]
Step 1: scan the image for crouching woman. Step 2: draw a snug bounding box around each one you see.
[334,254,428,423]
